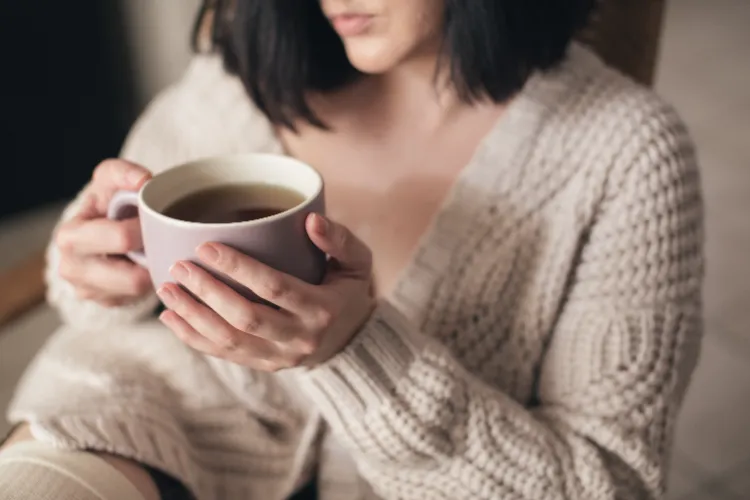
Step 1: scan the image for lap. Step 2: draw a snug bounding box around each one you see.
[5,320,313,500]
[0,425,161,500]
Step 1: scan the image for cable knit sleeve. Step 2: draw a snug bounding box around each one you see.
[299,108,703,499]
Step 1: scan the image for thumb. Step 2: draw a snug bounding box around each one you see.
[306,214,371,276]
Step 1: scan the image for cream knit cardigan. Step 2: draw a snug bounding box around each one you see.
[8,44,703,500]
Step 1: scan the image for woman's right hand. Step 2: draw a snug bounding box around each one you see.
[54,159,154,306]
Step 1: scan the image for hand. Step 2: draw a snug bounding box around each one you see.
[55,159,153,306]
[156,214,376,371]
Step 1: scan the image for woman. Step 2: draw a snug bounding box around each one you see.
[0,0,703,499]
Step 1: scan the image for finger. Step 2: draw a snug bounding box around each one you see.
[59,255,152,297]
[91,159,151,192]
[196,243,316,313]
[94,296,131,308]
[159,310,224,357]
[91,160,151,213]
[156,283,277,357]
[74,284,101,302]
[73,285,126,306]
[56,217,143,256]
[306,214,371,276]
[159,310,283,371]
[169,261,298,342]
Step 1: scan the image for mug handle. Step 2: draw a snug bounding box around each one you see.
[107,190,148,267]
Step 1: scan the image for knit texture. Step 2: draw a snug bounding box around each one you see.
[8,44,703,500]
[0,441,147,500]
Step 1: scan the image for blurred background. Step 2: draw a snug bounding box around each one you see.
[0,0,200,219]
[0,1,748,498]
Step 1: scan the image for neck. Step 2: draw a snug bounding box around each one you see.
[372,48,463,126]
[306,44,472,133]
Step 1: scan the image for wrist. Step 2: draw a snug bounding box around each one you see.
[308,296,376,367]
[299,300,425,414]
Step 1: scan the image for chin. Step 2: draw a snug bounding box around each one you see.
[341,39,403,74]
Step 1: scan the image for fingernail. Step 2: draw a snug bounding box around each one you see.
[157,286,174,303]
[170,262,189,281]
[198,244,220,263]
[127,170,148,186]
[315,214,329,236]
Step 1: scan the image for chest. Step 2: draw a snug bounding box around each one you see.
[273,106,583,402]
[280,125,487,295]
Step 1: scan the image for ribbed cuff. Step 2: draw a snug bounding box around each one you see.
[7,410,202,497]
[0,441,152,500]
[302,301,426,418]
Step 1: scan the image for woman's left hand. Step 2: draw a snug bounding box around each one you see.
[156,214,375,371]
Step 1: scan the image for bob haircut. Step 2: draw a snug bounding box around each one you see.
[193,0,596,129]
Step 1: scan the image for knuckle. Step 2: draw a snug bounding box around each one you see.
[237,312,262,333]
[190,275,206,297]
[221,251,241,274]
[194,276,217,302]
[300,336,321,355]
[218,331,241,350]
[315,308,335,330]
[176,303,195,321]
[263,278,288,301]
[336,227,350,250]
[170,324,189,342]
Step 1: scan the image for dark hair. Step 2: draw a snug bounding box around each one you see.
[193,0,595,129]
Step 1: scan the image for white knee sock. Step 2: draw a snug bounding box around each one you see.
[0,441,147,500]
